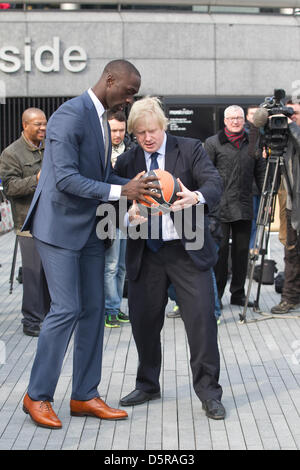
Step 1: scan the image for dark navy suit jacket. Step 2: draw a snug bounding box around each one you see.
[23,91,127,250]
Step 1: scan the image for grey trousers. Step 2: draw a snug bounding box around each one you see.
[18,236,50,327]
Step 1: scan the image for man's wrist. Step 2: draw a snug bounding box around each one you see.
[193,191,202,205]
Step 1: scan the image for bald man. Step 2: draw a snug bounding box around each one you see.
[0,108,50,337]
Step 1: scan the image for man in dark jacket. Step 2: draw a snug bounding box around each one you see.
[205,105,266,307]
[114,96,225,420]
[0,108,50,337]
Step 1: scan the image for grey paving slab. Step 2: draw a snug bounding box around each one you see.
[1,230,300,451]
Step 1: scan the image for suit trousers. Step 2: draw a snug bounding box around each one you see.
[27,229,106,402]
[128,242,222,402]
[214,220,252,300]
[18,236,50,328]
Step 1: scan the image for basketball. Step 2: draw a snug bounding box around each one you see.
[138,169,180,215]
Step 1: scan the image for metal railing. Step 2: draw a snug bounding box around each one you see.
[0,96,72,152]
[2,1,300,7]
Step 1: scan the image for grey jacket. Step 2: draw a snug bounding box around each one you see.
[0,134,44,232]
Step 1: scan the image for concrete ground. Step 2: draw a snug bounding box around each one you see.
[0,230,300,451]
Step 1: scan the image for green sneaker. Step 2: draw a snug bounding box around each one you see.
[117,311,130,323]
[105,314,121,328]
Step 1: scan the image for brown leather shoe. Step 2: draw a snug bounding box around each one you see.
[23,393,62,429]
[70,397,128,420]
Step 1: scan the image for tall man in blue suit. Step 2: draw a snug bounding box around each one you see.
[22,60,159,429]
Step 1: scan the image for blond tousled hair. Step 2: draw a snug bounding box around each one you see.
[127,96,169,134]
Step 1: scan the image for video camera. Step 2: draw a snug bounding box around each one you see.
[254,89,294,154]
[261,89,294,130]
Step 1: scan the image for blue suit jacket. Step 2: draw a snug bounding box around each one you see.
[22,91,127,250]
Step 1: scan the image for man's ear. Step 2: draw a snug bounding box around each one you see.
[106,73,115,88]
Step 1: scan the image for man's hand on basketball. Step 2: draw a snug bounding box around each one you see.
[170,178,199,211]
[121,171,160,202]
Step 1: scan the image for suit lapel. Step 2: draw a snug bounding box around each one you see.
[134,146,148,174]
[84,92,106,169]
[164,134,180,175]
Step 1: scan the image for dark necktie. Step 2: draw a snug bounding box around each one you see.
[146,152,163,252]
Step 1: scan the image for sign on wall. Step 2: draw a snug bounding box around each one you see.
[0,37,87,73]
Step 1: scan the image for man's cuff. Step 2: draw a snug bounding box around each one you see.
[108,184,122,201]
[194,191,206,205]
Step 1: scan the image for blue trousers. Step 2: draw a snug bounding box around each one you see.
[28,232,105,402]
[104,229,126,316]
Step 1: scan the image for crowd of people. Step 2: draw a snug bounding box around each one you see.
[0,59,299,430]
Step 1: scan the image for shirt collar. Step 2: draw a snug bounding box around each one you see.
[87,88,105,119]
[21,132,44,151]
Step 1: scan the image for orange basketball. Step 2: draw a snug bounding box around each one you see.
[138,169,180,215]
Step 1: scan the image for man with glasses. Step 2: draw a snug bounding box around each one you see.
[204,105,266,308]
[0,108,50,337]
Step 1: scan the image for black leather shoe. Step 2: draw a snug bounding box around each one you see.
[231,297,254,308]
[120,389,161,406]
[202,399,226,420]
[23,324,40,337]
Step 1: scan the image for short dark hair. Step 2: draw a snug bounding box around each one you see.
[247,105,259,111]
[107,110,127,122]
[104,60,141,79]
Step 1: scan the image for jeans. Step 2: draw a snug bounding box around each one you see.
[104,229,127,316]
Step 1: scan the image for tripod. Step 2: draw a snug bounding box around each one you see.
[239,147,295,323]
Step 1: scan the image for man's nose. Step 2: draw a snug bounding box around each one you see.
[126,96,134,105]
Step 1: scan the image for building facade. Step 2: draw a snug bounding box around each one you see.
[1,5,300,147]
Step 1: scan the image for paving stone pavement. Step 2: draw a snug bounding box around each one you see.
[0,230,300,451]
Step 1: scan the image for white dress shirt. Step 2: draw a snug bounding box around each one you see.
[87,88,121,201]
[144,132,206,241]
[144,133,179,241]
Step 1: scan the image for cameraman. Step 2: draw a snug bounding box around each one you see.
[271,101,300,314]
